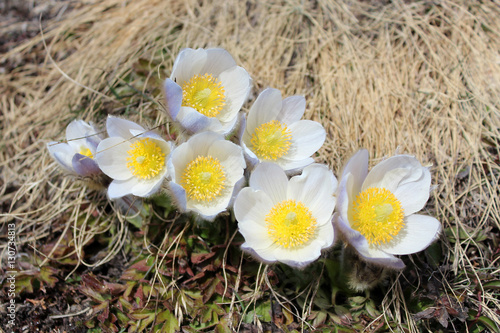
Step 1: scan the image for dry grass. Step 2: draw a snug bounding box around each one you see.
[1,0,499,331]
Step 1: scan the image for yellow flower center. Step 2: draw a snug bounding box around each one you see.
[266,200,317,248]
[79,147,93,158]
[351,187,405,245]
[126,138,166,180]
[181,156,226,202]
[250,120,292,160]
[181,74,226,117]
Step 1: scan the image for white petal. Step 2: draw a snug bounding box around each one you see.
[278,157,314,172]
[169,141,195,182]
[187,131,223,155]
[108,179,134,199]
[106,116,146,139]
[287,164,337,225]
[131,178,163,197]
[362,155,423,192]
[286,120,325,160]
[380,214,441,255]
[246,88,283,132]
[218,66,251,122]
[394,167,431,216]
[276,95,306,125]
[208,140,245,183]
[171,48,207,85]
[234,188,274,228]
[249,162,288,204]
[335,176,352,225]
[163,78,183,120]
[202,48,237,76]
[95,137,133,180]
[66,120,93,141]
[339,149,368,196]
[238,222,274,250]
[241,243,278,263]
[188,190,231,218]
[272,223,334,268]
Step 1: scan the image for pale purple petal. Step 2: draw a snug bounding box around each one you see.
[163,78,183,121]
[72,154,101,176]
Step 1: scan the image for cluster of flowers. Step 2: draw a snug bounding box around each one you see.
[48,48,440,272]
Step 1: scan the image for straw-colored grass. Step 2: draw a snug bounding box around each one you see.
[1,0,499,331]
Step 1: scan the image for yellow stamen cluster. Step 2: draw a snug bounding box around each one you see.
[266,199,317,248]
[351,187,405,245]
[181,156,226,202]
[250,120,292,160]
[126,138,166,180]
[79,147,93,159]
[181,74,226,117]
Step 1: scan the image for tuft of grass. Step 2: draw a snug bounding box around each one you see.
[1,0,499,331]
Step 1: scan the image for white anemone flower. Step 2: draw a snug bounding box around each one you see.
[240,88,326,172]
[234,162,337,268]
[47,120,102,177]
[168,131,246,220]
[164,48,251,135]
[95,116,172,199]
[335,149,441,270]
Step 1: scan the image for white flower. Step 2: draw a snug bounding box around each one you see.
[335,149,441,270]
[164,48,251,135]
[240,88,326,172]
[168,131,246,220]
[95,116,172,199]
[47,120,102,176]
[234,162,337,268]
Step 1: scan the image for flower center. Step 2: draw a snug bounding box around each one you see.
[79,147,93,158]
[266,199,317,248]
[181,74,226,117]
[351,187,405,245]
[181,156,226,202]
[250,120,292,160]
[126,138,166,180]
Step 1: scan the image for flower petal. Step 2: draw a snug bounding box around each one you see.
[276,95,306,125]
[335,214,405,269]
[339,149,368,196]
[171,48,207,85]
[234,188,274,228]
[47,142,75,172]
[168,181,187,212]
[287,164,337,225]
[286,120,325,160]
[394,167,432,215]
[107,179,134,199]
[246,88,283,133]
[380,214,441,255]
[176,106,222,134]
[95,137,133,180]
[163,78,183,121]
[249,162,288,204]
[208,140,245,183]
[202,48,237,76]
[362,155,423,193]
[218,66,251,122]
[106,116,146,139]
[72,154,101,176]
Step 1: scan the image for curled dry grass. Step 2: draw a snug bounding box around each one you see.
[1,0,499,330]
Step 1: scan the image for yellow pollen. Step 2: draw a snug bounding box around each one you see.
[181,156,226,202]
[250,120,292,160]
[126,138,166,180]
[181,74,226,117]
[351,187,405,245]
[266,200,317,248]
[79,147,93,158]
